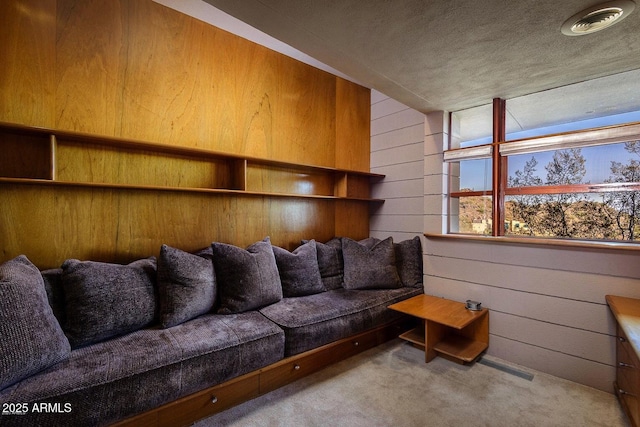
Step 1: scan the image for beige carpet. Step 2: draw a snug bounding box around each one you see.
[194,340,628,427]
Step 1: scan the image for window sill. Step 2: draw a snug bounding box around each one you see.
[424,233,640,252]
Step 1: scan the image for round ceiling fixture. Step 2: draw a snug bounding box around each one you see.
[561,0,636,35]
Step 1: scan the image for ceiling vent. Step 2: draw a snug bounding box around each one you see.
[561,0,636,35]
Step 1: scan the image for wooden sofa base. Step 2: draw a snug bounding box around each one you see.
[112,318,414,427]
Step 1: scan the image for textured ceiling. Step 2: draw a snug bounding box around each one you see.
[200,0,640,116]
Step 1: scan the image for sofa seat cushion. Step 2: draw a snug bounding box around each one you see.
[0,311,284,427]
[260,287,423,356]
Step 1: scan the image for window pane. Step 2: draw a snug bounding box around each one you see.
[459,159,492,192]
[505,191,639,241]
[448,69,640,243]
[449,157,493,234]
[450,103,493,148]
[505,70,640,141]
[507,142,640,188]
[451,195,493,235]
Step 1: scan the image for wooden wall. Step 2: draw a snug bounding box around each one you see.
[0,0,371,268]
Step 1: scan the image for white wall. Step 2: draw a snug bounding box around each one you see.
[370,90,426,242]
[426,238,639,392]
[370,90,640,392]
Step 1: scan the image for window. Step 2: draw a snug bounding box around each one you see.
[447,88,640,243]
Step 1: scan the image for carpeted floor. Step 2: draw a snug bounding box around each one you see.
[194,339,628,427]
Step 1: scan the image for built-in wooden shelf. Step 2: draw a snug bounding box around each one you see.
[0,122,385,203]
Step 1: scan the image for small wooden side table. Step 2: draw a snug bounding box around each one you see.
[388,294,489,364]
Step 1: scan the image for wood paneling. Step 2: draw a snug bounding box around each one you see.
[0,183,339,268]
[156,372,260,427]
[1,185,120,267]
[336,78,370,172]
[344,175,370,199]
[0,0,55,127]
[0,0,373,268]
[56,142,238,189]
[53,0,338,166]
[55,0,128,136]
[246,164,335,196]
[335,201,370,239]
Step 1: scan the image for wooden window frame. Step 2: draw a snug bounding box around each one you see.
[447,98,640,241]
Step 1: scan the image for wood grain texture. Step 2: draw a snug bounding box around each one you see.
[334,201,370,239]
[607,295,640,363]
[0,0,55,127]
[345,175,371,199]
[388,294,487,329]
[336,78,370,172]
[614,321,640,427]
[0,0,373,269]
[55,0,128,135]
[156,373,260,427]
[54,0,338,167]
[246,164,335,196]
[0,184,339,268]
[56,142,237,189]
[389,294,489,363]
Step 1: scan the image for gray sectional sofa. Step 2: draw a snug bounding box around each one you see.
[0,236,423,427]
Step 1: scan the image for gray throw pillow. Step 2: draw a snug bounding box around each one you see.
[341,237,402,290]
[157,244,216,328]
[306,238,344,290]
[273,240,325,297]
[0,256,71,390]
[61,257,157,348]
[395,236,423,288]
[348,236,424,288]
[42,268,66,327]
[212,237,283,314]
[358,237,380,249]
